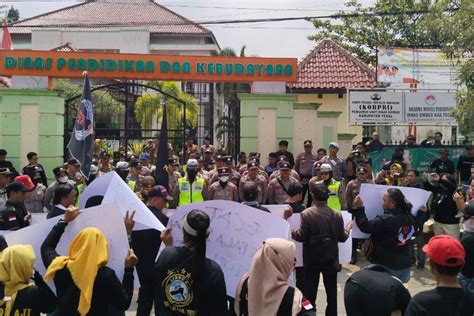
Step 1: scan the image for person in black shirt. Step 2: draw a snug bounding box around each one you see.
[457,145,474,185]
[275,140,295,167]
[0,245,57,316]
[21,152,47,187]
[428,149,455,176]
[234,238,315,316]
[405,235,474,316]
[286,181,305,213]
[132,185,171,316]
[154,209,228,316]
[241,181,270,212]
[458,203,474,293]
[47,183,76,219]
[1,180,34,230]
[344,264,411,316]
[0,149,18,179]
[41,207,137,315]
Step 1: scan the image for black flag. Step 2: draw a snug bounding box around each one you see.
[155,104,169,188]
[67,75,94,179]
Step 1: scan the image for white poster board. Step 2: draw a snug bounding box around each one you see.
[2,202,133,290]
[349,91,404,123]
[163,200,290,297]
[352,184,431,239]
[405,92,456,123]
[266,205,352,265]
[79,171,165,231]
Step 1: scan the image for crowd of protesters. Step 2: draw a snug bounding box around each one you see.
[0,130,472,315]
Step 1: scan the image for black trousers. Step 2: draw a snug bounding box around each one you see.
[137,277,155,316]
[302,182,313,207]
[304,267,338,316]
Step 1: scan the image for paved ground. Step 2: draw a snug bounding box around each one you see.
[124,257,437,315]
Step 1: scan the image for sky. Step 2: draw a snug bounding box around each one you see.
[1,0,376,60]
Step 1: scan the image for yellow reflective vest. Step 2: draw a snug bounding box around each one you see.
[178,177,205,206]
[327,179,342,211]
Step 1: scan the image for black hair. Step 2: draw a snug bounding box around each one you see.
[317,148,326,154]
[27,152,37,160]
[435,132,443,137]
[186,135,194,141]
[310,182,329,202]
[268,152,278,158]
[356,142,366,147]
[440,173,456,185]
[53,184,75,205]
[432,262,462,276]
[0,149,6,156]
[204,136,211,141]
[386,188,412,214]
[407,169,419,177]
[287,182,303,197]
[238,151,246,158]
[279,140,289,146]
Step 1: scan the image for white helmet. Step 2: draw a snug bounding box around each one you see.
[320,163,332,173]
[186,159,198,169]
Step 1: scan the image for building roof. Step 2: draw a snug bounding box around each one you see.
[9,0,213,36]
[290,39,376,91]
[50,42,81,52]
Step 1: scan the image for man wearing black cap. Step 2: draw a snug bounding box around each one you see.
[210,156,241,187]
[0,181,34,230]
[269,157,300,182]
[267,161,299,204]
[0,168,12,208]
[128,159,144,192]
[98,151,114,174]
[22,152,47,187]
[239,160,268,204]
[241,181,270,212]
[206,155,225,181]
[295,140,318,206]
[200,136,215,156]
[203,149,215,172]
[428,149,455,176]
[209,167,239,202]
[275,140,295,167]
[457,145,474,185]
[66,158,81,180]
[44,166,77,211]
[0,149,18,178]
[288,182,351,316]
[132,185,171,316]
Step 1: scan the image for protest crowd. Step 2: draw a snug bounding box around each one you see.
[0,131,473,316]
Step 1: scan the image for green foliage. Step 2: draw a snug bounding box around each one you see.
[7,6,19,23]
[53,79,123,122]
[134,81,199,131]
[215,116,236,154]
[128,142,145,156]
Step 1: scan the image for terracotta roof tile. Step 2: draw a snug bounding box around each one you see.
[290,39,376,90]
[9,0,212,36]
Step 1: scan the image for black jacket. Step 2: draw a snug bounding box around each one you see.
[0,271,57,316]
[350,207,416,270]
[154,246,228,316]
[22,164,48,187]
[131,205,169,280]
[0,160,19,178]
[41,221,134,315]
[423,178,459,224]
[0,201,29,230]
[46,205,66,219]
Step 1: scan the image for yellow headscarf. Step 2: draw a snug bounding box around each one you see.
[0,245,35,316]
[44,227,109,315]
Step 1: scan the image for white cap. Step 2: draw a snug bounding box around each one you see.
[115,161,129,170]
[187,159,198,169]
[320,163,332,172]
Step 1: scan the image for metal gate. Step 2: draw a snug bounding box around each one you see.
[63,81,189,161]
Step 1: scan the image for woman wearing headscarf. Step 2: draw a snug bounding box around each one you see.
[0,245,56,315]
[40,207,138,315]
[234,238,316,316]
[154,209,228,316]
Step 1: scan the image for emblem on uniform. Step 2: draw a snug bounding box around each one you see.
[163,268,193,308]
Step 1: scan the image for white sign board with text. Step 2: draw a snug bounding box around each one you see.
[349,91,404,123]
[405,92,456,123]
[164,200,290,297]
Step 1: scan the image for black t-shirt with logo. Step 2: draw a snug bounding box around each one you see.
[154,246,228,316]
[405,287,474,316]
[429,158,455,175]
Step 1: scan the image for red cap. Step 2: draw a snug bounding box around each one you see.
[14,175,35,191]
[422,235,465,267]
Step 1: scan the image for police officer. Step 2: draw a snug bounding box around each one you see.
[0,178,34,230]
[317,163,345,211]
[0,167,12,208]
[239,160,267,204]
[44,166,76,211]
[203,148,215,172]
[98,150,114,174]
[206,155,224,181]
[241,182,270,212]
[176,159,206,206]
[116,161,138,192]
[22,165,47,213]
[128,159,143,192]
[209,167,239,202]
[75,164,99,207]
[167,158,181,209]
[295,140,318,206]
[267,162,299,204]
[200,136,215,156]
[210,156,241,187]
[270,156,300,181]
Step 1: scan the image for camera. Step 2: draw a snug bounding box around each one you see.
[351,150,360,159]
[393,172,405,180]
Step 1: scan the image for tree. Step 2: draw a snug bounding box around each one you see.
[134,81,199,134]
[7,6,19,23]
[215,116,236,154]
[308,0,446,65]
